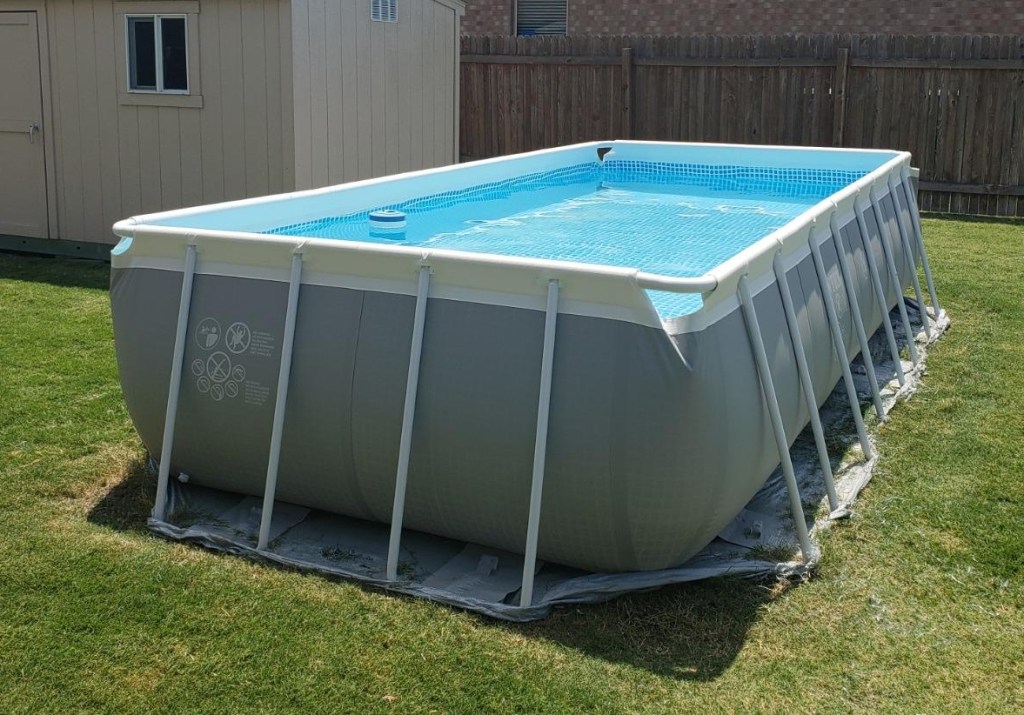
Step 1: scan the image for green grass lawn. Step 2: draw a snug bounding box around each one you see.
[1,216,1021,714]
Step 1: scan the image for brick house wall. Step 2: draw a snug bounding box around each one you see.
[463,0,512,35]
[461,0,1024,36]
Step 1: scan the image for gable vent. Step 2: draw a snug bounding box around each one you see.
[516,0,567,36]
[371,0,397,22]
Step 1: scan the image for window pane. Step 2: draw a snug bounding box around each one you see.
[128,17,156,90]
[160,18,188,91]
[516,0,567,36]
[371,0,397,22]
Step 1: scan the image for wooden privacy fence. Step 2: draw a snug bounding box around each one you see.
[460,34,1024,216]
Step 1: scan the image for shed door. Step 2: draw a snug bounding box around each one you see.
[0,12,48,238]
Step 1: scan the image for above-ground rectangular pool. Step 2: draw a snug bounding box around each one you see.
[110,140,941,609]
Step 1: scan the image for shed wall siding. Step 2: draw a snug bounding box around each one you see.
[25,0,292,244]
[292,0,461,189]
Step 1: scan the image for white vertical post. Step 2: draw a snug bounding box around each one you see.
[386,266,431,581]
[520,279,560,608]
[853,197,906,387]
[870,186,920,365]
[738,276,814,561]
[808,225,873,459]
[888,176,932,339]
[772,253,839,512]
[153,242,198,521]
[899,169,941,314]
[829,213,886,422]
[257,251,304,551]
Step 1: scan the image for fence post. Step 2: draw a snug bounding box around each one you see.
[621,47,633,139]
[832,47,850,147]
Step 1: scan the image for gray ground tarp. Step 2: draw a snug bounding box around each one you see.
[148,301,948,621]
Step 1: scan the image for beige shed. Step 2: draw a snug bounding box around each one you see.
[0,0,463,257]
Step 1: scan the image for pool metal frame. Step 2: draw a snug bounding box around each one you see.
[120,142,941,607]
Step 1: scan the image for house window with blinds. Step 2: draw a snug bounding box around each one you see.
[516,0,567,36]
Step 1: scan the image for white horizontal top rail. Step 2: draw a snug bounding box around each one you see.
[112,143,913,334]
[115,141,903,233]
[633,272,718,293]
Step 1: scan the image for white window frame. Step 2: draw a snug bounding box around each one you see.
[125,14,189,95]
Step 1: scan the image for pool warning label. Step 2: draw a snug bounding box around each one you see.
[192,316,275,406]
[249,330,276,358]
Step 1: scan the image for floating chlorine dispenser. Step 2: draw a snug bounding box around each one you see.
[369,209,407,240]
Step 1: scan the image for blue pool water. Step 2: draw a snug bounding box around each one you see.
[269,161,865,318]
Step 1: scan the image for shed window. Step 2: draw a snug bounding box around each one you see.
[516,0,567,36]
[371,0,397,22]
[127,15,188,93]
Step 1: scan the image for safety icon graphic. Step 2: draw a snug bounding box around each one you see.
[195,318,221,350]
[206,352,232,383]
[226,322,251,354]
[193,348,241,401]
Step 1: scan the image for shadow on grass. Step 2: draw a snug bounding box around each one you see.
[507,576,780,681]
[0,252,109,291]
[86,455,155,535]
[88,460,776,681]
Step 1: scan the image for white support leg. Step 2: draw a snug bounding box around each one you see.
[870,186,920,365]
[257,251,304,551]
[888,177,932,339]
[738,276,814,561]
[772,253,839,512]
[808,225,873,459]
[899,169,941,314]
[153,242,198,521]
[386,266,432,581]
[829,214,887,422]
[854,198,906,387]
[520,279,560,608]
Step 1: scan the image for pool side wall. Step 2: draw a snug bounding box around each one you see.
[109,172,917,572]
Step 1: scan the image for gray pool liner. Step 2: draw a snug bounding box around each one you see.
[148,301,948,621]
